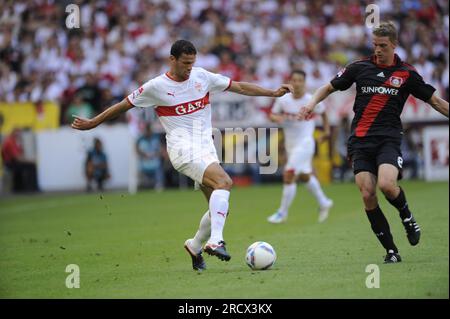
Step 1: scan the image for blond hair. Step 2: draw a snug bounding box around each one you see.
[372,21,398,44]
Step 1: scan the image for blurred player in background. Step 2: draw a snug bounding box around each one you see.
[85,137,110,192]
[267,70,333,224]
[136,125,164,191]
[72,40,293,271]
[299,22,449,263]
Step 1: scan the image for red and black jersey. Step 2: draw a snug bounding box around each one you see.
[330,54,436,138]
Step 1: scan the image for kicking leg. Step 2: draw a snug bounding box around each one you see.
[184,185,213,271]
[201,163,232,261]
[191,185,213,250]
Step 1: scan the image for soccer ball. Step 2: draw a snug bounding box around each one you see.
[245,241,276,270]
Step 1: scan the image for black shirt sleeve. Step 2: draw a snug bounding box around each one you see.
[330,62,360,91]
[407,70,436,102]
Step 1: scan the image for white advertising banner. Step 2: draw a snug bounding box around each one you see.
[36,124,133,191]
[422,126,449,181]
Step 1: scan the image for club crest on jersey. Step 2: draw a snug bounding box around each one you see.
[194,82,202,92]
[389,76,403,88]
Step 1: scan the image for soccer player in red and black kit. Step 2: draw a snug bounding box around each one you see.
[299,21,449,263]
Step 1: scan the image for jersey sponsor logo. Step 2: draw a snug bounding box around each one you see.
[361,86,399,95]
[175,101,203,115]
[355,70,410,137]
[167,92,175,97]
[389,76,403,88]
[337,68,346,77]
[155,93,210,116]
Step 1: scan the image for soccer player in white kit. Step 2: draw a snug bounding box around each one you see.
[267,70,333,224]
[72,40,293,271]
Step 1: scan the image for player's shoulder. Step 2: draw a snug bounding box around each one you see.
[192,66,210,76]
[139,74,164,92]
[400,61,418,73]
[144,73,165,85]
[190,67,213,81]
[192,66,205,72]
[347,56,372,68]
[335,57,371,77]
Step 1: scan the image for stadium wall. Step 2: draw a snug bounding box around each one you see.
[36,124,134,192]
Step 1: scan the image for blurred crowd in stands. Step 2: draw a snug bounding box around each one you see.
[0,0,448,121]
[0,0,448,192]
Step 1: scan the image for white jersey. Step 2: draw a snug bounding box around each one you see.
[271,93,325,152]
[127,67,231,157]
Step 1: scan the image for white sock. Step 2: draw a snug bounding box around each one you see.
[306,175,329,207]
[191,210,211,253]
[278,183,297,215]
[209,190,230,244]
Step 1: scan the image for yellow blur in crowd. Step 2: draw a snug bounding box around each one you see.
[0,102,60,135]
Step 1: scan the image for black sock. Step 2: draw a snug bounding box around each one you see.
[386,187,412,221]
[365,206,398,253]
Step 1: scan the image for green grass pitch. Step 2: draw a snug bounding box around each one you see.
[0,181,448,298]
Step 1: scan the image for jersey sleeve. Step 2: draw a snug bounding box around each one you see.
[127,79,158,108]
[271,98,283,114]
[330,62,359,91]
[204,69,232,93]
[406,71,436,102]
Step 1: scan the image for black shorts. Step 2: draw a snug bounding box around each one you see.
[347,136,403,179]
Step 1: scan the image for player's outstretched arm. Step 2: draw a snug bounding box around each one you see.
[71,98,134,130]
[427,93,449,118]
[228,81,293,97]
[298,83,336,120]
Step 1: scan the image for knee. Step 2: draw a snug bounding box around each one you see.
[215,175,233,190]
[378,179,397,196]
[297,173,310,183]
[359,186,377,203]
[283,170,295,183]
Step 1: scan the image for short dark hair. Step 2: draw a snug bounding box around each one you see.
[170,40,197,59]
[372,21,398,44]
[290,69,306,79]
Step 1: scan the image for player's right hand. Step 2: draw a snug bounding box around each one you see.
[71,115,97,130]
[297,106,314,121]
[272,84,294,97]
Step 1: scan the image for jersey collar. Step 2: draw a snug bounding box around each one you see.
[370,54,401,68]
[165,72,189,83]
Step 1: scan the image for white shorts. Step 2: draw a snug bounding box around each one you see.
[167,143,219,185]
[285,138,315,175]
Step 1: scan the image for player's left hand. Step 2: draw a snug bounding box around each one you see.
[298,106,315,120]
[272,84,294,97]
